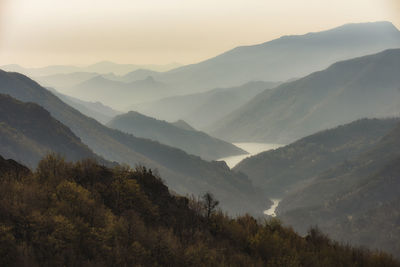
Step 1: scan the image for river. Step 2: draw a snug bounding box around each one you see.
[263,199,281,217]
[218,142,284,216]
[218,142,283,169]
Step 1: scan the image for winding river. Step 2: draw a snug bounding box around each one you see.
[218,142,284,216]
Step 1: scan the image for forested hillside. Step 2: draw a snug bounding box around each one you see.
[277,121,400,257]
[234,118,400,196]
[0,154,397,266]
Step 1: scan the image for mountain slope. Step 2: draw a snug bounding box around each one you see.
[132,81,277,129]
[0,94,106,168]
[123,21,400,92]
[107,111,246,161]
[210,49,400,142]
[48,88,121,124]
[0,70,265,215]
[171,120,196,131]
[277,122,400,257]
[234,118,400,197]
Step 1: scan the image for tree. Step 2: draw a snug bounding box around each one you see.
[201,192,219,219]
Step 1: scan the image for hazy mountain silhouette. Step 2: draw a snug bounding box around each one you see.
[209,49,400,142]
[132,81,278,129]
[234,118,400,197]
[0,70,266,215]
[1,61,182,76]
[0,94,107,168]
[33,72,100,89]
[119,21,400,92]
[277,121,400,257]
[48,88,122,124]
[116,68,163,83]
[107,111,246,160]
[69,75,173,109]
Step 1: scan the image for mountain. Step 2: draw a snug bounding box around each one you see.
[131,81,277,129]
[1,61,182,76]
[116,68,163,83]
[0,155,397,266]
[209,49,400,142]
[0,94,106,168]
[277,122,400,257]
[107,111,246,161]
[0,69,265,215]
[120,21,400,92]
[69,75,173,109]
[48,88,122,124]
[234,118,400,197]
[171,120,196,131]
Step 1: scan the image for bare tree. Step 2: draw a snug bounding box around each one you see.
[202,192,219,219]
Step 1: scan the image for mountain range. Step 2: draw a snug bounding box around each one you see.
[67,75,173,109]
[107,111,246,160]
[209,49,400,142]
[131,81,278,129]
[119,21,400,92]
[19,21,400,111]
[1,61,182,76]
[0,69,266,215]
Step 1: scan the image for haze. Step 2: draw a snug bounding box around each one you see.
[1,0,399,67]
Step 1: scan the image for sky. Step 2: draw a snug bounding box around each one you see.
[0,0,399,67]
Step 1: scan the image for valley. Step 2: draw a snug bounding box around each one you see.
[1,14,400,265]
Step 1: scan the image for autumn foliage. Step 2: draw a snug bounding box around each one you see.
[0,154,398,266]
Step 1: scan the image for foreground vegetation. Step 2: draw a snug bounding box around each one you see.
[0,154,398,266]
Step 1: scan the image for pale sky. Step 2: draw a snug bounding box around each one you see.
[0,0,399,67]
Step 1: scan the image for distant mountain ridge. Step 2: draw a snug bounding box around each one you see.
[68,75,173,109]
[48,88,122,124]
[121,21,400,92]
[1,61,182,76]
[131,81,278,129]
[107,111,246,160]
[209,49,400,142]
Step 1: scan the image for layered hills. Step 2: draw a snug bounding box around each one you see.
[107,111,246,160]
[0,69,264,215]
[0,94,106,168]
[131,81,278,129]
[210,49,400,142]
